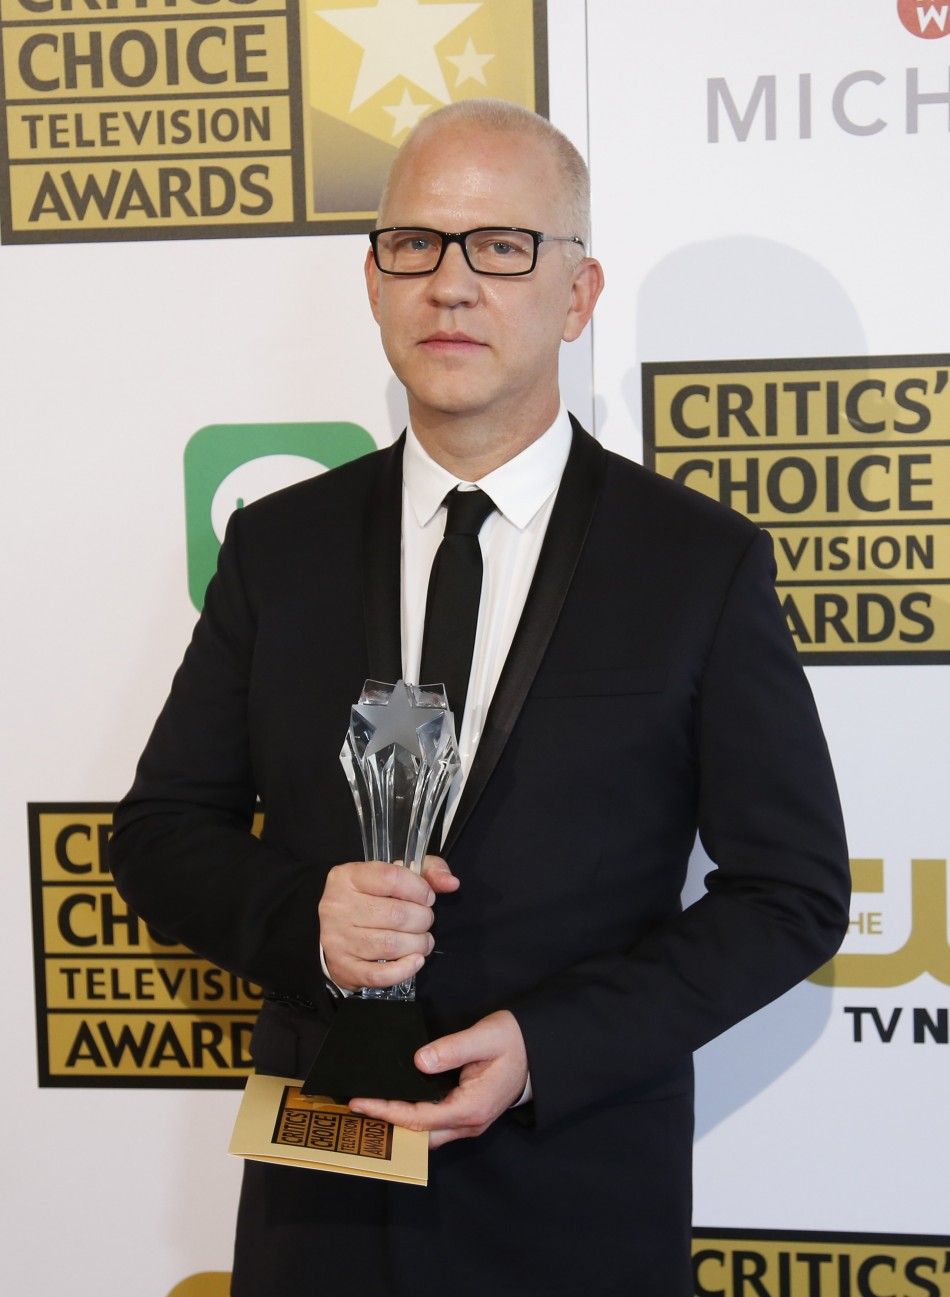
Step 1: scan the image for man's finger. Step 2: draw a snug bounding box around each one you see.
[421,855,461,895]
[414,1022,493,1074]
[349,895,435,935]
[348,1096,446,1131]
[355,952,426,990]
[343,926,434,963]
[428,1124,486,1150]
[350,1083,495,1142]
[343,860,436,904]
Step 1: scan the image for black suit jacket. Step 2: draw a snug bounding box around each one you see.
[111,421,849,1297]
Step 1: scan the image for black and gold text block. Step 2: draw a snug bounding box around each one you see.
[28,803,262,1087]
[643,356,950,663]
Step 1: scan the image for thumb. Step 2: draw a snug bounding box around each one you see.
[416,1026,480,1074]
[421,855,461,894]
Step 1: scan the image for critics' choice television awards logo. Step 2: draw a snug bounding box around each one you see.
[0,0,547,244]
[898,1,950,38]
[169,1232,950,1295]
[642,356,950,663]
[184,421,375,610]
[692,1232,950,1295]
[28,804,263,1086]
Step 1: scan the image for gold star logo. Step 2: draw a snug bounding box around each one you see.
[315,0,482,111]
[383,87,434,137]
[446,36,494,87]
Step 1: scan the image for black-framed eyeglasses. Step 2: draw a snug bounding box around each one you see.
[369,226,585,277]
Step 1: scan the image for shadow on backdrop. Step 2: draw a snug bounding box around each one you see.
[384,375,410,444]
[681,836,843,1143]
[644,238,867,1138]
[623,234,869,443]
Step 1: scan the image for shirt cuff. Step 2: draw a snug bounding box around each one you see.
[319,942,354,998]
[512,1073,533,1108]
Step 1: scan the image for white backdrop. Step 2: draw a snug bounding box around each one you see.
[3,2,948,1294]
[586,0,950,1247]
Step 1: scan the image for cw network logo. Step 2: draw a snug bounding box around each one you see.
[811,856,950,1051]
[811,858,949,988]
[897,1,950,39]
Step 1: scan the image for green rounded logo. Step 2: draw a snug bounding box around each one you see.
[184,422,376,610]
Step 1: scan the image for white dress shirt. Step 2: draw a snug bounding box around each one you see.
[401,405,572,834]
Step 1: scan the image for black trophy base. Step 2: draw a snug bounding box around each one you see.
[302,997,447,1104]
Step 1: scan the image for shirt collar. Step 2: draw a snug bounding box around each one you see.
[403,405,573,531]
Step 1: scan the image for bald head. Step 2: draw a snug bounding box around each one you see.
[377,99,591,250]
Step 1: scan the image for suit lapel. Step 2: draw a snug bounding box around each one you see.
[361,435,404,683]
[443,419,607,853]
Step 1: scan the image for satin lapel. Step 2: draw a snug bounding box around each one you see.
[361,435,404,683]
[443,419,607,854]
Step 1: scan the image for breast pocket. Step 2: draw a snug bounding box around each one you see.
[529,666,667,698]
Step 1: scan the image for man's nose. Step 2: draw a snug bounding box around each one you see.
[426,240,480,306]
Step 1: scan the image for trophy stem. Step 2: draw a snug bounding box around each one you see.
[362,974,415,1001]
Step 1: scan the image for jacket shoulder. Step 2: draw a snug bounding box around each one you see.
[234,440,395,536]
[601,445,761,553]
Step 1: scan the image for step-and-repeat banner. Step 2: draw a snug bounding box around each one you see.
[588,0,950,1286]
[3,2,947,1293]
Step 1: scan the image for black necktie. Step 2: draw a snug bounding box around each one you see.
[419,486,496,733]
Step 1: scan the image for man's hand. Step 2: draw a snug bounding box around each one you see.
[349,1010,529,1149]
[318,856,459,992]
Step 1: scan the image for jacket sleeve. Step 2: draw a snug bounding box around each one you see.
[509,529,850,1130]
[109,508,331,1009]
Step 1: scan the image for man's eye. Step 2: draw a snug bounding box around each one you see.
[470,234,531,261]
[395,234,434,253]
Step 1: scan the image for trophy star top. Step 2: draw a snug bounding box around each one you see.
[355,680,441,758]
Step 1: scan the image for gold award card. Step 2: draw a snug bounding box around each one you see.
[229,1074,428,1187]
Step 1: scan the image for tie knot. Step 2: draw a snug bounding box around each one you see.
[442,486,496,537]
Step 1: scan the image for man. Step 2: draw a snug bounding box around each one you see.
[111,100,849,1296]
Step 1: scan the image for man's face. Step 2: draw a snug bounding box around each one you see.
[365,123,599,436]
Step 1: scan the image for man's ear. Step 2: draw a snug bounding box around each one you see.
[365,246,382,323]
[562,257,605,343]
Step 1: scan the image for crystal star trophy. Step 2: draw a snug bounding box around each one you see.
[302,680,460,1102]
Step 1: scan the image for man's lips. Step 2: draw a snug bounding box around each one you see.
[419,332,487,351]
